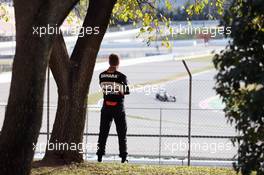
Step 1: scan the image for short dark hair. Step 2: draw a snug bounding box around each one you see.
[109,54,119,66]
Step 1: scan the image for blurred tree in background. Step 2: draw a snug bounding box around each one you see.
[157,0,222,21]
[0,3,9,21]
[213,0,264,174]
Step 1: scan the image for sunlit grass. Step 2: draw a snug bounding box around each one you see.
[31,162,240,175]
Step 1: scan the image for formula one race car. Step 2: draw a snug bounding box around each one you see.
[155,89,176,102]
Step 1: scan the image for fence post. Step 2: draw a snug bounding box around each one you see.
[85,107,89,159]
[159,108,162,165]
[47,67,50,144]
[182,60,192,166]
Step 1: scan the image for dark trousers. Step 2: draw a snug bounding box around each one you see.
[96,105,128,158]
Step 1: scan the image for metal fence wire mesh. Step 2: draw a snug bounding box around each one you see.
[0,59,239,165]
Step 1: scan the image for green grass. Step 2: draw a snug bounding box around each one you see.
[135,65,214,87]
[187,55,214,62]
[31,162,239,175]
[88,91,103,105]
[0,59,12,64]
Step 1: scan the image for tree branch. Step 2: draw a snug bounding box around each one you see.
[49,33,71,95]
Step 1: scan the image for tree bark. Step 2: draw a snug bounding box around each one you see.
[0,0,78,174]
[41,33,71,165]
[42,0,117,164]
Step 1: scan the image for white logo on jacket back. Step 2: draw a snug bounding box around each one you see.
[100,73,118,79]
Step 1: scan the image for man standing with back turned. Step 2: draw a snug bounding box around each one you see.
[97,54,130,163]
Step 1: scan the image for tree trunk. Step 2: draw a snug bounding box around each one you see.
[0,0,78,174]
[42,0,117,164]
[41,34,71,165]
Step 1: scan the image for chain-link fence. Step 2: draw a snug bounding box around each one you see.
[83,107,237,161]
[0,104,238,164]
[0,55,239,165]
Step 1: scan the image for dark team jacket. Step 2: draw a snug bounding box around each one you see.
[99,70,130,105]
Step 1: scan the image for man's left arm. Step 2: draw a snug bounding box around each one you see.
[123,75,130,95]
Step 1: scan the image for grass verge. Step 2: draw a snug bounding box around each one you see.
[31,162,239,175]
